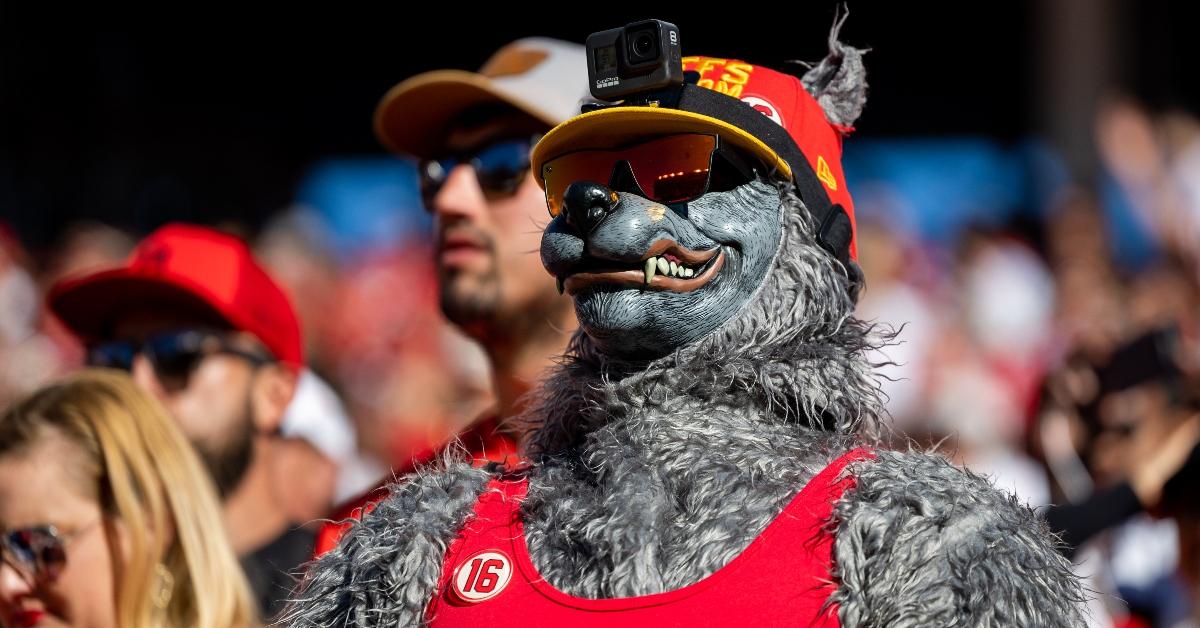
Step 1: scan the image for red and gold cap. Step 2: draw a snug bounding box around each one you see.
[532,56,858,262]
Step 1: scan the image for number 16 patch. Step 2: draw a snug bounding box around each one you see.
[451,550,514,603]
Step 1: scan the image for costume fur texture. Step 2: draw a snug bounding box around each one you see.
[283,22,1086,628]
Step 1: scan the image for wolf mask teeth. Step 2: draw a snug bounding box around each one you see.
[557,239,724,298]
[643,256,698,284]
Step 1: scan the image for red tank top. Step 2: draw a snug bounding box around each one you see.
[427,448,874,627]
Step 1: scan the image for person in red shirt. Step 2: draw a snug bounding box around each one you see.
[312,37,586,556]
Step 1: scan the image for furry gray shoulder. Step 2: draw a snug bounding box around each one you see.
[279,462,491,627]
[831,451,1087,627]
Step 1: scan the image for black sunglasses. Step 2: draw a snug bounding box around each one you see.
[418,135,541,210]
[87,328,274,393]
[1,522,97,584]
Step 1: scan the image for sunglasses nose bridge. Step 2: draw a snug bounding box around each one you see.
[562,180,620,236]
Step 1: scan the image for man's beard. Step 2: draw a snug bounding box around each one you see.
[438,230,502,329]
[194,399,256,499]
[440,269,502,328]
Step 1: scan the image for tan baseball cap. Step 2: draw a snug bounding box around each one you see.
[374,37,589,159]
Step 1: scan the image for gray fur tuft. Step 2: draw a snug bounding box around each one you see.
[831,451,1087,627]
[799,8,869,129]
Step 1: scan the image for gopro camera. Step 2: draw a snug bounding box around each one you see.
[585,19,684,102]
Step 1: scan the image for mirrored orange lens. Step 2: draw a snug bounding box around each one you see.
[624,134,716,204]
[541,134,718,217]
[542,150,621,217]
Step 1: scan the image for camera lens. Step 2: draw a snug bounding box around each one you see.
[633,34,653,56]
[626,27,659,64]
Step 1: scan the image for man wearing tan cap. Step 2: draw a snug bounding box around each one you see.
[311,37,586,556]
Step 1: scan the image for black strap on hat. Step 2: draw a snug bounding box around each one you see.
[671,85,853,272]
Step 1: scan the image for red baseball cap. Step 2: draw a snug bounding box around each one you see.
[531,56,858,263]
[48,224,304,367]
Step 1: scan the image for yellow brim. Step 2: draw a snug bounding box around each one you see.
[531,106,792,189]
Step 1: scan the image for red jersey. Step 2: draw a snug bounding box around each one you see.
[313,416,519,557]
[427,448,873,627]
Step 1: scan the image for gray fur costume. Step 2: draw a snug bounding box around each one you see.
[284,25,1085,628]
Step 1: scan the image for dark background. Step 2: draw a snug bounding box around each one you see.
[1,1,1195,252]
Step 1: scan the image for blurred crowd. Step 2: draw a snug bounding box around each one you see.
[857,98,1200,627]
[1,32,1199,628]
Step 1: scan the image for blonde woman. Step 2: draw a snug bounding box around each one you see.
[0,369,259,628]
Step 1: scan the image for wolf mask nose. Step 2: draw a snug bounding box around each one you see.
[563,180,619,235]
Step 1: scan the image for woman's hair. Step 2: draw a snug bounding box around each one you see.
[0,369,260,628]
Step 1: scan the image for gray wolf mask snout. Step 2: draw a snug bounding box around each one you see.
[541,177,783,359]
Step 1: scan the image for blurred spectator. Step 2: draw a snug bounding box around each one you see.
[1098,99,1200,267]
[255,208,344,372]
[0,222,135,409]
[0,226,79,408]
[930,357,1052,507]
[855,218,939,430]
[860,218,1057,507]
[38,222,137,374]
[1045,190,1129,361]
[277,369,383,514]
[1036,327,1200,626]
[45,224,315,620]
[321,248,493,464]
[38,222,136,285]
[0,369,258,627]
[312,37,588,555]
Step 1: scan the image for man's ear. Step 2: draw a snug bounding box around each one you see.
[799,8,868,129]
[250,365,298,435]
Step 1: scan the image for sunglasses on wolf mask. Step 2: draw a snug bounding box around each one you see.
[419,135,541,210]
[539,133,759,218]
[87,328,274,393]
